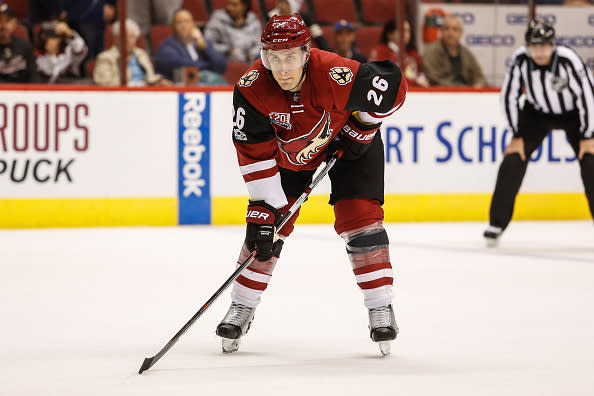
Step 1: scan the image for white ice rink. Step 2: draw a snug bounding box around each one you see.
[2,221,594,396]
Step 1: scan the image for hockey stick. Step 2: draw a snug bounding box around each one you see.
[138,150,343,374]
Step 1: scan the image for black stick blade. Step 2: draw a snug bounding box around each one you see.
[139,357,154,374]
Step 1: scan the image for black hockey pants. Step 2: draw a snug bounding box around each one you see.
[489,106,594,230]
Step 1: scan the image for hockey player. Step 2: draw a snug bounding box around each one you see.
[216,14,407,355]
[484,20,594,246]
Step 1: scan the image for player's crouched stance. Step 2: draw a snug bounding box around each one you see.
[215,14,407,356]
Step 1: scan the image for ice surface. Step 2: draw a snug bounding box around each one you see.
[1,221,593,396]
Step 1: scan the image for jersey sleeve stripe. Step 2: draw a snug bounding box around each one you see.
[356,105,402,123]
[239,159,277,175]
[242,166,279,183]
[245,173,288,209]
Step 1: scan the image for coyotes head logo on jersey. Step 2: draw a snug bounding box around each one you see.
[239,70,259,87]
[278,111,332,165]
[329,66,353,85]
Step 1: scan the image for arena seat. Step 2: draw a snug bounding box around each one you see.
[311,0,356,24]
[320,25,334,49]
[3,0,29,21]
[355,26,382,59]
[151,25,172,55]
[182,0,209,23]
[223,61,250,85]
[361,0,397,25]
[13,24,29,42]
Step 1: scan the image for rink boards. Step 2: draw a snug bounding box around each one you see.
[0,87,590,228]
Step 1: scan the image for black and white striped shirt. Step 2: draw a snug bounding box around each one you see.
[501,45,594,138]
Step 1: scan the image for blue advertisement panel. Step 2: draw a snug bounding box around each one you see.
[178,92,211,224]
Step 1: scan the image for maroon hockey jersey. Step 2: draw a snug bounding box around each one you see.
[232,48,407,209]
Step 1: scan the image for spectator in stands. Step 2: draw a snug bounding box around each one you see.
[423,15,486,88]
[0,4,37,83]
[35,21,87,83]
[94,19,169,86]
[155,9,227,85]
[266,0,330,52]
[30,0,117,60]
[127,0,182,56]
[332,20,366,63]
[204,0,262,63]
[370,19,429,88]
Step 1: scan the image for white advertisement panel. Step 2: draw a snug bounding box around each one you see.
[210,91,583,196]
[382,92,582,193]
[0,91,177,198]
[418,5,594,86]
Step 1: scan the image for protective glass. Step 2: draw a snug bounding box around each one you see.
[261,47,309,71]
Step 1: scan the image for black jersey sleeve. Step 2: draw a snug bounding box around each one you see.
[344,60,406,115]
[232,86,275,144]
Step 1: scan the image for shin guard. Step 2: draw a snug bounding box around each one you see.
[341,221,393,308]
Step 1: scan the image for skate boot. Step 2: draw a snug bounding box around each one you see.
[483,225,502,248]
[216,302,256,353]
[368,304,398,356]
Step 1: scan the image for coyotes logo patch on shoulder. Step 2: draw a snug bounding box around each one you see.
[329,66,353,85]
[238,70,259,87]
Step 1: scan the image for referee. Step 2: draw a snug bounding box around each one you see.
[484,19,594,246]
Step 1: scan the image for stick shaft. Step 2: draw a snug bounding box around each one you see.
[138,152,341,374]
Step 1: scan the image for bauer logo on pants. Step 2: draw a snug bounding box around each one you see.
[178,92,211,224]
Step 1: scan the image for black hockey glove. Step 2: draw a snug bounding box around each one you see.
[245,200,283,261]
[339,112,381,160]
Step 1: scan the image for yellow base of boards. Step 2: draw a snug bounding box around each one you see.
[212,193,591,225]
[0,193,589,228]
[0,198,177,228]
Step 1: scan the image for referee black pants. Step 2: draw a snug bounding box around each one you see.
[489,106,594,230]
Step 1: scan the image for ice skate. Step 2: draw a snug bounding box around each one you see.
[216,302,256,353]
[368,304,398,356]
[483,225,502,248]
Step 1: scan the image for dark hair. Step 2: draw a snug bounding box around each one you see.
[228,0,251,18]
[381,19,416,52]
[240,0,252,12]
[36,25,68,54]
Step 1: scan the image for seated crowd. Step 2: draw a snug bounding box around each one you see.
[0,0,506,87]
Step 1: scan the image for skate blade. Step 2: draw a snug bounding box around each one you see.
[221,337,241,353]
[378,341,391,356]
[485,237,499,248]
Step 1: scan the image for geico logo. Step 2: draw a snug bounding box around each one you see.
[272,38,288,42]
[556,36,594,47]
[452,12,474,24]
[466,34,514,46]
[589,15,594,26]
[182,93,207,198]
[246,210,269,220]
[506,13,556,25]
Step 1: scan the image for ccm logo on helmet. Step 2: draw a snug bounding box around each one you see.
[247,210,270,220]
[273,38,289,42]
